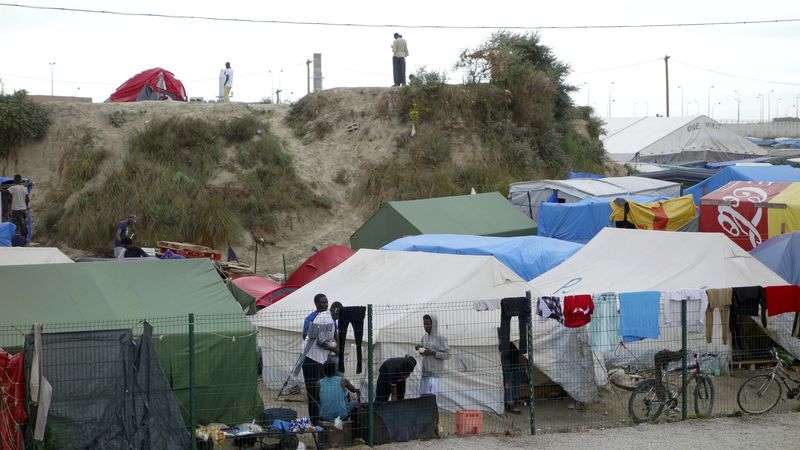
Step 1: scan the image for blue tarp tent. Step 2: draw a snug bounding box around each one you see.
[569,171,605,180]
[538,195,665,244]
[381,234,582,281]
[750,232,800,285]
[685,165,800,207]
[0,222,14,246]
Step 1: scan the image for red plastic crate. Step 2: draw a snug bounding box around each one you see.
[455,410,483,436]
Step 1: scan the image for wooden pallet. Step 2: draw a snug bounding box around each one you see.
[156,241,221,260]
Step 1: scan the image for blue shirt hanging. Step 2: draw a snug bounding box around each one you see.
[619,291,661,343]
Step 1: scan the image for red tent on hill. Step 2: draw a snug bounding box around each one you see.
[108,68,187,102]
[256,245,356,309]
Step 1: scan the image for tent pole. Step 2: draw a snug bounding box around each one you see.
[283,253,287,282]
[526,290,536,435]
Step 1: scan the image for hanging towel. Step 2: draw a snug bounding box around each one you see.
[537,296,563,323]
[765,285,800,317]
[589,293,620,351]
[705,288,732,345]
[664,289,709,325]
[30,324,53,441]
[563,295,594,328]
[619,291,661,343]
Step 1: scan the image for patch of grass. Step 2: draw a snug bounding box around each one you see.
[408,127,452,167]
[222,115,265,143]
[333,168,350,185]
[107,110,128,128]
[43,115,328,250]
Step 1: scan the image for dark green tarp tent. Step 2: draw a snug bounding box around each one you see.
[0,258,262,425]
[350,192,538,249]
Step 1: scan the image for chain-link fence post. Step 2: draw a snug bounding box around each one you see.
[525,291,536,435]
[367,304,374,447]
[189,313,197,450]
[681,300,688,421]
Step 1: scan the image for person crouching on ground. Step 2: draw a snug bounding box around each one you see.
[375,355,417,402]
[319,361,360,422]
[121,237,148,258]
[415,314,450,397]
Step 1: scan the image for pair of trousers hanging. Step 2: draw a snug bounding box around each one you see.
[337,306,366,374]
[499,297,531,355]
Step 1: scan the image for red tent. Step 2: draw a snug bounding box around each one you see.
[108,68,187,102]
[256,245,356,309]
[232,276,281,300]
[285,245,356,286]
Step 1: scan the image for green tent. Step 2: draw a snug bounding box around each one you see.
[350,192,538,249]
[0,258,262,425]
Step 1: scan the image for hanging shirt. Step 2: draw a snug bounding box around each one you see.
[765,285,800,317]
[664,289,709,325]
[563,295,594,328]
[619,291,661,343]
[705,288,732,345]
[537,296,563,324]
[588,292,620,351]
[731,286,767,327]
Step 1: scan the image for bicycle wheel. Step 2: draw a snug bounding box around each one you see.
[693,375,715,418]
[628,379,665,423]
[737,374,782,414]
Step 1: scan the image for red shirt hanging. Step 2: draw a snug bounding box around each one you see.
[765,285,800,316]
[563,294,595,328]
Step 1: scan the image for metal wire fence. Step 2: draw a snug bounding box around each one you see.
[2,294,799,449]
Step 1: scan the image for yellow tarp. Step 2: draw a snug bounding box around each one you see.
[609,195,697,231]
[768,183,800,237]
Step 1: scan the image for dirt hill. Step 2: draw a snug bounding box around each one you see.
[3,87,621,276]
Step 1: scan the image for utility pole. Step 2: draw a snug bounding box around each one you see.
[664,55,670,117]
[306,59,312,95]
[49,62,56,96]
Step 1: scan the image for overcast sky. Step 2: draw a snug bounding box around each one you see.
[1,1,799,122]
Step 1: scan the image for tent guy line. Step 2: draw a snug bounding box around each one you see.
[2,3,800,30]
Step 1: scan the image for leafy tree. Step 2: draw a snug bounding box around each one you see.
[0,90,51,158]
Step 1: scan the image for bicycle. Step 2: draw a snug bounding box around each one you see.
[628,352,715,423]
[736,348,800,414]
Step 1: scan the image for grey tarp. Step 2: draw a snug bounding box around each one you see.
[24,324,191,450]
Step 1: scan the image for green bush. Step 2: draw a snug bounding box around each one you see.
[0,91,51,158]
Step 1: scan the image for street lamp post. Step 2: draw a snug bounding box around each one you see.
[707,85,715,116]
[268,70,274,102]
[608,81,615,118]
[777,98,783,118]
[768,90,774,122]
[734,90,741,125]
[796,94,800,119]
[677,85,684,116]
[49,62,55,96]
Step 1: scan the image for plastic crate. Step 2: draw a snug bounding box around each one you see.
[455,410,483,436]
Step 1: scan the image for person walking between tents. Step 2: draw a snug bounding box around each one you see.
[8,175,29,237]
[415,314,450,397]
[223,62,234,102]
[113,214,137,258]
[391,33,408,87]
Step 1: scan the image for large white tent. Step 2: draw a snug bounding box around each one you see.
[508,176,680,220]
[0,247,73,265]
[529,228,798,361]
[254,249,599,414]
[602,116,766,164]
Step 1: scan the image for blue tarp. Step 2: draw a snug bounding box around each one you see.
[750,232,800,285]
[537,195,665,244]
[685,165,800,207]
[0,222,14,246]
[569,171,605,180]
[381,234,583,281]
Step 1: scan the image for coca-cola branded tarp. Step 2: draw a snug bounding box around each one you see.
[699,181,800,251]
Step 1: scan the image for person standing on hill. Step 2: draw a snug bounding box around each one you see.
[223,62,234,102]
[8,174,29,237]
[391,33,409,87]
